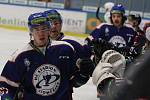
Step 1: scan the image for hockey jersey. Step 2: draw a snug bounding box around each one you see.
[0,40,78,100]
[55,32,91,59]
[88,23,136,48]
[52,33,92,88]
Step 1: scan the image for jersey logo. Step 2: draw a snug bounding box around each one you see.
[109,36,126,47]
[105,27,110,36]
[33,64,60,96]
[105,27,109,33]
[59,56,70,59]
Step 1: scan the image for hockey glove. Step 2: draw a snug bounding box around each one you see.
[100,50,126,78]
[76,58,95,76]
[91,38,115,59]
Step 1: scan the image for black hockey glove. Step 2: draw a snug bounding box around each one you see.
[76,58,95,76]
[115,46,141,58]
[91,38,115,59]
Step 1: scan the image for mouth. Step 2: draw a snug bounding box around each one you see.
[39,37,45,41]
[51,30,57,33]
[114,20,119,24]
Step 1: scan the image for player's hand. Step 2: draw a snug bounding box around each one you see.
[91,38,115,59]
[76,58,95,76]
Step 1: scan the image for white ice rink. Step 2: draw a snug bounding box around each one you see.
[0,28,98,100]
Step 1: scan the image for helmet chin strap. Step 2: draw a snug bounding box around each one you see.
[29,32,32,40]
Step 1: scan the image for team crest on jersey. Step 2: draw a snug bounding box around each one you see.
[105,27,110,36]
[33,64,60,96]
[109,36,126,47]
[105,27,109,33]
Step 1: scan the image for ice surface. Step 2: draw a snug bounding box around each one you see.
[0,28,98,100]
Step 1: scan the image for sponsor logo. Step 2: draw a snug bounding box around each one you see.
[33,64,60,96]
[59,56,70,59]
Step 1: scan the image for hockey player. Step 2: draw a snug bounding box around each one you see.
[0,12,94,100]
[126,14,146,57]
[85,4,140,64]
[44,9,92,58]
[44,9,93,78]
[104,2,115,23]
[43,9,94,99]
[85,4,141,98]
[143,22,150,33]
[143,22,150,48]
[145,26,150,41]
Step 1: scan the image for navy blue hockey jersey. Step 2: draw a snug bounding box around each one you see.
[88,23,137,48]
[53,33,92,88]
[56,32,91,58]
[0,40,78,100]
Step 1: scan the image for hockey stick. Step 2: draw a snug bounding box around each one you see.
[96,0,102,22]
[96,5,100,20]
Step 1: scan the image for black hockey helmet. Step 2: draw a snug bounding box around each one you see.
[128,14,142,25]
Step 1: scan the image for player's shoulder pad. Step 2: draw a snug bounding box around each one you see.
[51,40,75,51]
[96,22,111,29]
[8,43,33,62]
[124,23,135,30]
[62,36,84,45]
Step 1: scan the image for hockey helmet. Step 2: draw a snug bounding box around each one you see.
[110,4,125,15]
[28,12,50,31]
[128,14,142,25]
[104,2,114,12]
[44,9,62,23]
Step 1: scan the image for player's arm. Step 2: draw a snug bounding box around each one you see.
[0,61,20,100]
[0,49,28,100]
[85,23,107,47]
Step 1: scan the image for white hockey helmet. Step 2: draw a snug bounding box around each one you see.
[146,27,150,41]
[104,2,115,12]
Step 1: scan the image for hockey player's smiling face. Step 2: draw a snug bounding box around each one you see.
[112,13,122,27]
[50,20,62,40]
[32,25,49,47]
